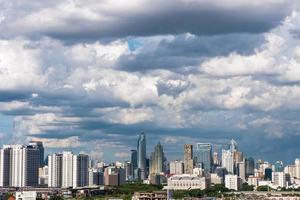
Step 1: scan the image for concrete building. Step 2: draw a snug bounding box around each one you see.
[8,145,40,187]
[73,154,89,188]
[222,149,234,174]
[237,161,246,180]
[167,174,206,190]
[183,144,193,174]
[104,166,126,186]
[0,148,10,187]
[225,174,240,191]
[62,151,74,188]
[48,153,63,187]
[29,141,44,167]
[295,159,300,179]
[169,161,184,175]
[272,172,286,188]
[15,191,37,200]
[88,168,103,186]
[284,165,295,178]
[39,166,48,186]
[247,176,261,187]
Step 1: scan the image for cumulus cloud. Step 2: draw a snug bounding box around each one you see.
[1,1,300,162]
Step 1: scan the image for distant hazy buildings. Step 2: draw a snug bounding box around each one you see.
[137,132,146,180]
[183,144,193,174]
[149,142,165,175]
[169,161,184,175]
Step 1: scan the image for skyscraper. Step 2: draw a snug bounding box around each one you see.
[184,144,193,174]
[274,161,284,172]
[195,143,212,172]
[29,141,44,167]
[222,149,234,174]
[62,151,74,188]
[0,148,10,187]
[6,145,40,187]
[131,150,137,178]
[149,142,165,174]
[245,157,255,177]
[48,153,63,187]
[137,132,146,180]
[73,154,89,188]
[295,159,300,179]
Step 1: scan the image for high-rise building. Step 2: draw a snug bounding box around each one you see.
[169,161,184,175]
[195,143,212,172]
[62,151,74,188]
[149,142,165,174]
[0,148,10,187]
[222,149,234,174]
[137,132,146,180]
[183,144,193,174]
[73,154,89,188]
[264,168,272,181]
[48,153,63,187]
[104,166,126,186]
[274,161,284,172]
[6,145,40,187]
[295,159,300,179]
[225,174,240,190]
[237,161,246,180]
[245,157,255,177]
[272,172,286,188]
[213,152,221,166]
[29,141,44,167]
[131,150,137,179]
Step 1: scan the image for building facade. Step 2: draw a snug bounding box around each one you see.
[183,144,193,174]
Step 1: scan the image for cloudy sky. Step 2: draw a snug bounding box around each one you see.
[1,0,300,163]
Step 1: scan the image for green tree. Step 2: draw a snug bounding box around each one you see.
[240,182,254,191]
[257,185,269,191]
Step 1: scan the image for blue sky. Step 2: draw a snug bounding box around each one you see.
[0,0,300,164]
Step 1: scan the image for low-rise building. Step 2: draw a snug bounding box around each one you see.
[166,174,206,190]
[225,174,240,191]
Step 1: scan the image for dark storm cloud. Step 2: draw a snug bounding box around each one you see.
[1,0,295,41]
[119,33,264,71]
[0,90,33,102]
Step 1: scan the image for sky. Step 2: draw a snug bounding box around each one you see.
[0,0,300,164]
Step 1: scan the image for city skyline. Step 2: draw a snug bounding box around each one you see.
[1,0,300,163]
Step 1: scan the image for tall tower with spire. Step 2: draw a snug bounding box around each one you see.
[149,142,165,174]
[137,132,146,180]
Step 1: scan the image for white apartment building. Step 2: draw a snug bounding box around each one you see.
[272,172,286,188]
[169,161,184,175]
[295,159,300,179]
[62,151,74,188]
[48,153,63,187]
[222,150,234,174]
[225,174,240,191]
[50,152,89,188]
[0,145,39,187]
[167,174,206,190]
